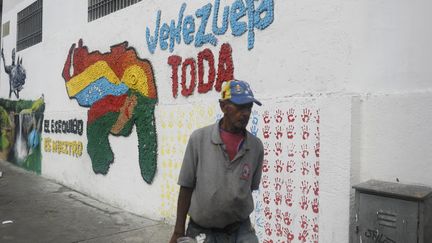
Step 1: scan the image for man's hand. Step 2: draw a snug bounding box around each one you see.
[169,231,184,243]
[170,186,193,243]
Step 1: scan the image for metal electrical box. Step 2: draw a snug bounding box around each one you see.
[353,180,432,243]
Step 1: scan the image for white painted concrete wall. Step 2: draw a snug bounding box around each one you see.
[1,0,431,242]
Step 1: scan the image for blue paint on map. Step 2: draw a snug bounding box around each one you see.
[74,78,129,107]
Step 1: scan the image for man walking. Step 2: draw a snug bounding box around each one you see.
[170,80,264,243]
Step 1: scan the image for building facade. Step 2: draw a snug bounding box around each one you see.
[1,0,431,242]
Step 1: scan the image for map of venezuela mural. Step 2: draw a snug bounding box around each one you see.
[62,39,158,183]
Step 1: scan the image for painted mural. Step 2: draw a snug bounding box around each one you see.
[1,48,26,99]
[157,100,321,243]
[252,103,320,243]
[149,1,323,241]
[157,103,219,219]
[43,118,84,158]
[61,40,158,183]
[168,43,234,98]
[0,97,45,174]
[145,0,274,53]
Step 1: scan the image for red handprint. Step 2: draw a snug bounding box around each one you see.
[263,191,271,204]
[301,161,310,176]
[264,222,272,236]
[299,196,310,210]
[288,232,295,243]
[313,217,319,233]
[274,159,284,173]
[300,180,311,195]
[284,192,293,207]
[263,159,269,173]
[302,125,310,140]
[301,108,312,123]
[298,229,309,243]
[314,160,320,176]
[301,144,309,158]
[314,127,320,140]
[285,178,295,192]
[287,108,296,123]
[313,181,319,196]
[264,206,272,220]
[314,142,320,157]
[262,111,271,124]
[286,125,295,140]
[314,110,320,124]
[275,109,284,123]
[274,142,283,156]
[312,233,319,243]
[274,177,283,191]
[262,175,270,188]
[275,208,282,222]
[263,125,271,139]
[263,239,274,243]
[283,212,293,225]
[283,227,295,243]
[274,191,282,205]
[264,142,270,156]
[275,223,283,237]
[286,159,296,173]
[275,125,283,140]
[288,143,296,157]
[299,215,309,229]
[312,198,319,213]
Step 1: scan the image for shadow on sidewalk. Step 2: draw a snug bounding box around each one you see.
[0,160,171,243]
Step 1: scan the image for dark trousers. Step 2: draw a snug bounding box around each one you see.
[186,218,258,243]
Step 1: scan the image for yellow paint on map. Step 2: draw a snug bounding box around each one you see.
[66,62,150,97]
[66,61,120,96]
[121,65,149,97]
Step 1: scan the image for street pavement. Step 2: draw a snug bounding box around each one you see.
[0,160,172,243]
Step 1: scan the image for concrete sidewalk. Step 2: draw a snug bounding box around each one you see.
[0,160,172,243]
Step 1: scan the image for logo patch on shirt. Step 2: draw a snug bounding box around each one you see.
[240,163,251,180]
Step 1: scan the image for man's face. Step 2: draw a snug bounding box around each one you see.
[221,101,253,132]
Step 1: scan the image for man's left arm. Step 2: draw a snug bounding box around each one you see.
[251,142,264,190]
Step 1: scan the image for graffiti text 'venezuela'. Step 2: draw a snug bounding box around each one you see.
[146,0,274,53]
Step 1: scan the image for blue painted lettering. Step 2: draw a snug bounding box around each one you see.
[230,0,247,36]
[159,23,170,50]
[246,0,274,49]
[183,15,195,45]
[146,10,161,54]
[254,0,274,30]
[145,0,274,53]
[195,4,217,47]
[212,0,229,35]
[169,3,186,52]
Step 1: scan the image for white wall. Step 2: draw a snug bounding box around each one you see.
[356,92,432,185]
[347,0,432,93]
[2,0,25,13]
[1,0,431,242]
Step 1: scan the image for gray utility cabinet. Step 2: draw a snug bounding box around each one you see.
[353,180,432,243]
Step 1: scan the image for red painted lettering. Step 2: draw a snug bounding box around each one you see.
[167,55,182,98]
[181,58,196,97]
[197,48,215,94]
[168,43,234,97]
